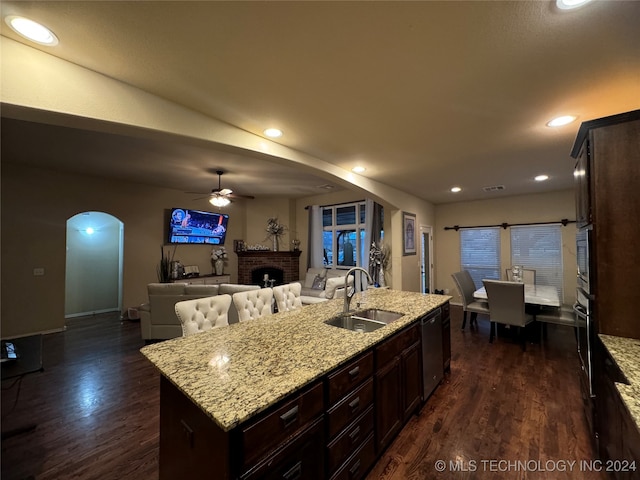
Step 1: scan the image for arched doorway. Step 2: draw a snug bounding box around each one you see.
[65,211,124,318]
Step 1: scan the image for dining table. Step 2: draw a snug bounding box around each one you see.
[473,283,560,308]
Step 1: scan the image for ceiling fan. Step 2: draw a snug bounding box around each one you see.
[193,170,254,207]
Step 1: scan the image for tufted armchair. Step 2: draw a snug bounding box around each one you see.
[174,294,233,336]
[273,282,303,312]
[232,288,274,322]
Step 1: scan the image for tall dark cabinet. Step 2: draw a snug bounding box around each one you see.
[571,109,640,340]
[570,109,640,467]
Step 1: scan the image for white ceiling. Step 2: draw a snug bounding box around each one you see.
[1,1,639,204]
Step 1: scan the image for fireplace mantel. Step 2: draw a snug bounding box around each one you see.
[236,250,301,285]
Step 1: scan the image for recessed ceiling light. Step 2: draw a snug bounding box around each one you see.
[535,175,549,182]
[556,0,593,10]
[263,128,282,138]
[451,186,462,193]
[5,15,58,46]
[546,115,577,127]
[352,166,366,173]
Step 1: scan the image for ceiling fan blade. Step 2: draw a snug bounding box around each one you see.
[229,193,255,200]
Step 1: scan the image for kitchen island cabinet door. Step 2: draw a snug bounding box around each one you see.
[402,339,422,422]
[375,356,402,453]
[159,376,231,480]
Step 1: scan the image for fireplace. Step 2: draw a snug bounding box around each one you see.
[252,267,284,287]
[237,251,301,286]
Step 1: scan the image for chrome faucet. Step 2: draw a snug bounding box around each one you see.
[344,267,374,314]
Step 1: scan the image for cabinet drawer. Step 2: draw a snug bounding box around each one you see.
[329,432,375,480]
[242,382,324,469]
[327,378,374,439]
[376,322,420,366]
[326,405,374,475]
[327,351,373,406]
[242,417,324,480]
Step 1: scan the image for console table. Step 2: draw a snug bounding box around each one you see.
[170,274,230,285]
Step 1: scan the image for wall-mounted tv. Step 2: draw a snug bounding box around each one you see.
[168,208,229,245]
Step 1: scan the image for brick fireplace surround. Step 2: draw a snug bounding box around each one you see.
[237,251,301,286]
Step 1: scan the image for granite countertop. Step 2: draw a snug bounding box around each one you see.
[141,288,450,432]
[599,334,640,431]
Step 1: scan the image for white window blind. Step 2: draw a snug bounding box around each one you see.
[510,225,563,300]
[460,228,501,289]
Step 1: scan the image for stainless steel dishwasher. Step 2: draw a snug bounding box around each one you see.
[421,307,443,400]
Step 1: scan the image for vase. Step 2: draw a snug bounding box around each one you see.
[378,269,386,288]
[214,259,224,276]
[272,236,279,252]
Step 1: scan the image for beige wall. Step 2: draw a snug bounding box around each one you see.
[0,162,248,338]
[434,189,577,306]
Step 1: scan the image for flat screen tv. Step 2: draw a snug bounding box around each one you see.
[168,208,229,245]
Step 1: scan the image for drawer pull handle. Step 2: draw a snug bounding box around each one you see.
[349,459,361,477]
[280,405,299,428]
[282,461,302,480]
[349,426,361,443]
[349,366,360,378]
[349,397,360,412]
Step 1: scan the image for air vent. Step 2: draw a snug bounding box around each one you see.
[483,185,506,192]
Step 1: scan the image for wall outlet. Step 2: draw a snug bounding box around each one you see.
[444,288,450,294]
[33,267,45,276]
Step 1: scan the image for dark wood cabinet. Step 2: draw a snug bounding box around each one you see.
[325,351,375,480]
[571,110,640,339]
[442,302,451,373]
[375,322,422,454]
[593,338,640,480]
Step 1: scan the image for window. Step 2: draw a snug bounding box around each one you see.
[460,228,501,289]
[322,202,366,269]
[510,225,563,299]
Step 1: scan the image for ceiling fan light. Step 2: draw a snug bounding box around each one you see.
[210,196,230,207]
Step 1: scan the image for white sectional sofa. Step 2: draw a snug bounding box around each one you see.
[139,282,260,341]
[299,268,352,305]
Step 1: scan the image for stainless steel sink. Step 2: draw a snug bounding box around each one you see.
[352,308,403,324]
[324,309,403,333]
[325,314,386,333]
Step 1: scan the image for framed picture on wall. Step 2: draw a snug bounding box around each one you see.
[403,212,416,256]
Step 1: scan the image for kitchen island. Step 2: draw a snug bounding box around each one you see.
[141,288,450,480]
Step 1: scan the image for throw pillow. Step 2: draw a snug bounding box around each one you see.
[311,275,326,290]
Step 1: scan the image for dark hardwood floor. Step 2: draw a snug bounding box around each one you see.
[1,307,604,480]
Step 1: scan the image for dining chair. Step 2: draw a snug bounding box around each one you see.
[482,279,535,351]
[451,270,490,329]
[232,288,274,322]
[505,267,536,284]
[174,294,232,336]
[273,282,303,312]
[536,303,576,339]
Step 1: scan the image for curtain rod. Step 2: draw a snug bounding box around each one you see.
[444,219,575,231]
[305,199,366,210]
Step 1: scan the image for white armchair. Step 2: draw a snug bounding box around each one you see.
[174,294,232,336]
[232,288,274,322]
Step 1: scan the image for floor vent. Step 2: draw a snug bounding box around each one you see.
[483,185,506,192]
